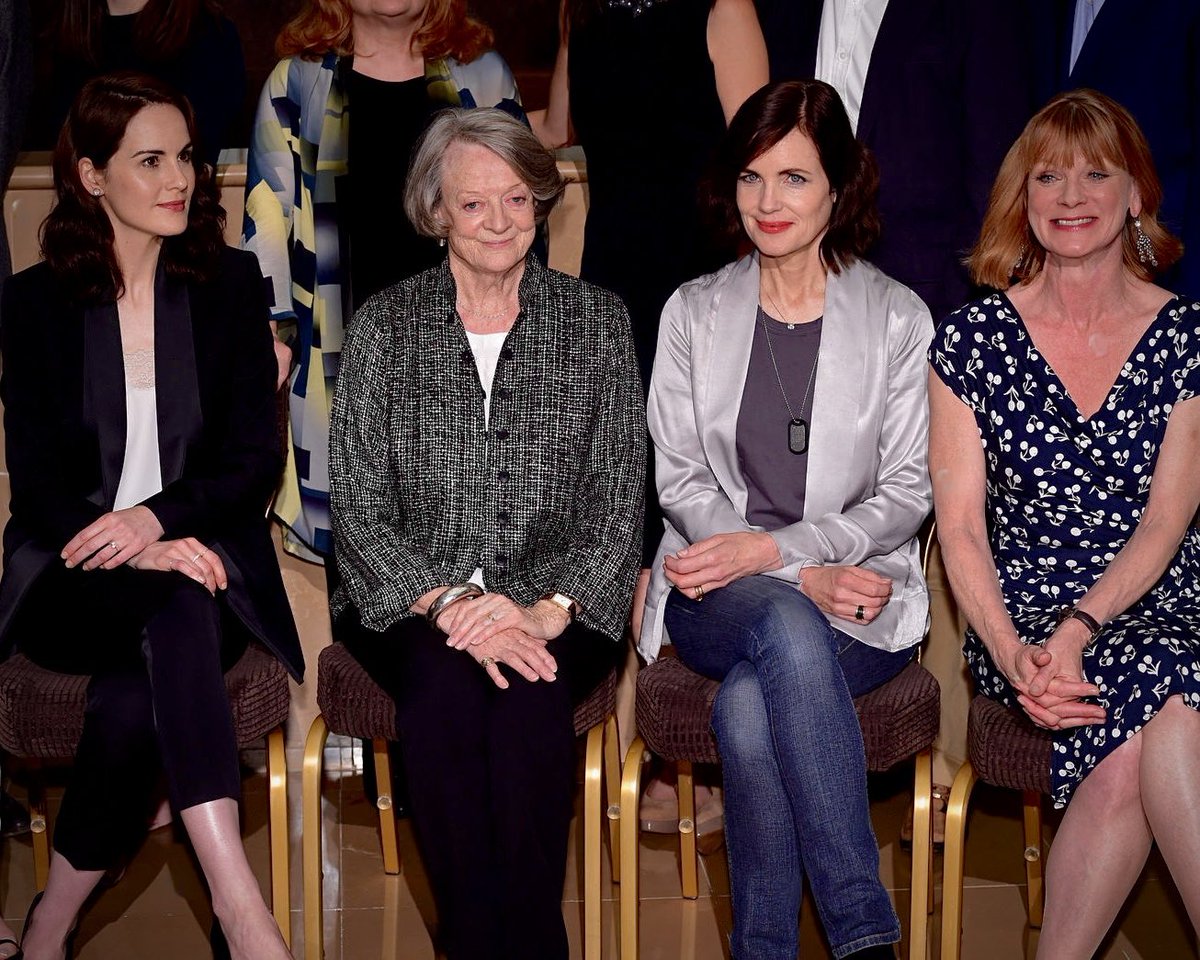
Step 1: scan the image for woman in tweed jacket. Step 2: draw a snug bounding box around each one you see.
[329,109,644,960]
[242,0,525,563]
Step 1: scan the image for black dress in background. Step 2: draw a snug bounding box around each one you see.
[569,0,734,561]
[27,9,245,166]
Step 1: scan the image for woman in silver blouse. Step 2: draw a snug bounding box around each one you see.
[328,108,644,960]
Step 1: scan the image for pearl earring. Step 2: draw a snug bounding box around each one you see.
[92,189,102,197]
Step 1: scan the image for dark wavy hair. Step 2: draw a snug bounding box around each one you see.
[704,80,880,274]
[41,72,226,304]
[55,0,217,65]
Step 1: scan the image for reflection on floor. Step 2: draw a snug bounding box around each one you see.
[0,757,1195,958]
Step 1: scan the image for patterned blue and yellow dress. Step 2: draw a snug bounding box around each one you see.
[930,292,1200,807]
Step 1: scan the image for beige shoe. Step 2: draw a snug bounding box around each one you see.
[900,783,948,848]
[640,783,725,846]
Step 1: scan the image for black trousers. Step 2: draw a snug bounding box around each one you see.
[344,613,617,960]
[11,564,247,871]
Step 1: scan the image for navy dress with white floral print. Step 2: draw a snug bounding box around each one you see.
[930,293,1200,807]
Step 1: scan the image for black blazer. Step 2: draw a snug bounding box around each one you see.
[756,0,1036,323]
[1032,0,1199,298]
[0,247,303,680]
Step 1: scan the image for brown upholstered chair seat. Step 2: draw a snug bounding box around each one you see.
[0,643,289,758]
[315,641,617,741]
[966,694,1053,795]
[634,654,940,771]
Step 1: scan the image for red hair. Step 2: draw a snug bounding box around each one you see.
[276,0,493,63]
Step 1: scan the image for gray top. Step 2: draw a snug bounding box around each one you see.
[329,254,646,643]
[736,308,823,529]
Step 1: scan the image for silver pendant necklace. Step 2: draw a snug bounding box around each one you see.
[759,293,819,455]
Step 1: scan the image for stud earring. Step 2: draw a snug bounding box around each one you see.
[91,189,102,197]
[1133,216,1157,267]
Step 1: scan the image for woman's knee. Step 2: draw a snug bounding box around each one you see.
[1074,736,1144,818]
[711,666,774,763]
[84,670,157,753]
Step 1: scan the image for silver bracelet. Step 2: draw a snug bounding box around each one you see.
[425,583,484,631]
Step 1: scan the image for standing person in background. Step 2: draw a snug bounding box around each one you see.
[243,0,524,567]
[532,0,767,842]
[1,0,32,280]
[754,0,1034,836]
[0,9,36,947]
[1030,0,1198,298]
[25,0,245,168]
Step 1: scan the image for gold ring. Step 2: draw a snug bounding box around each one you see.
[480,656,495,669]
[693,585,704,601]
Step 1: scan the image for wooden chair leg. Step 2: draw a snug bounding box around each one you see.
[603,713,622,885]
[302,714,329,960]
[583,722,605,960]
[619,736,646,960]
[267,726,291,948]
[676,760,698,900]
[940,762,979,960]
[1022,791,1045,928]
[908,749,933,960]
[371,738,401,875]
[29,760,49,893]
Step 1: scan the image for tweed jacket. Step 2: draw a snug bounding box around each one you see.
[641,254,934,662]
[242,50,524,559]
[329,254,646,644]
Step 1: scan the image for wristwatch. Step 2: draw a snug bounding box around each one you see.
[541,592,583,621]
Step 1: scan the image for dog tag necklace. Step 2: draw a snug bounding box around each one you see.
[760,294,819,455]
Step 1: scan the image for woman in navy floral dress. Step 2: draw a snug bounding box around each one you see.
[930,89,1200,958]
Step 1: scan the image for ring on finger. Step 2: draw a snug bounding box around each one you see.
[693,584,705,601]
[855,604,865,621]
[109,541,120,552]
[190,551,203,564]
[486,613,499,623]
[480,656,495,669]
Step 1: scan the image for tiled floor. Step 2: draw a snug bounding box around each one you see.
[1,757,1195,959]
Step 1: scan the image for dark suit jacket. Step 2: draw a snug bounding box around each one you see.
[755,0,1035,323]
[0,247,303,680]
[1032,0,1199,298]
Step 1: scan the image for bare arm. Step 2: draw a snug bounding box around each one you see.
[530,1,571,148]
[708,0,769,123]
[930,369,1103,726]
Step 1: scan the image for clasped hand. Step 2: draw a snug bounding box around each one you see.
[663,531,782,596]
[62,506,226,594]
[995,627,1105,730]
[434,593,569,690]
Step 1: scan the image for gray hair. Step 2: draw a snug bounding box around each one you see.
[404,108,566,239]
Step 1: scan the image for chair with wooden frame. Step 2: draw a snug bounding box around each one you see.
[301,642,623,960]
[939,695,1052,960]
[617,531,944,960]
[0,643,292,947]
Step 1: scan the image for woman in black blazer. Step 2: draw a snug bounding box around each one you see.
[0,73,300,960]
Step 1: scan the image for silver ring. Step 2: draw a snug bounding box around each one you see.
[480,656,495,669]
[855,605,865,621]
[109,541,120,551]
[191,552,203,563]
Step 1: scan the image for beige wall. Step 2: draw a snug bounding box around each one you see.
[1,156,589,761]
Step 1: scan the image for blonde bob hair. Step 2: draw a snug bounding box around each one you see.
[967,88,1182,290]
[404,109,565,239]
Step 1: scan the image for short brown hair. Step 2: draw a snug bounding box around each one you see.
[276,0,493,63]
[404,108,564,238]
[704,80,880,274]
[968,88,1182,289]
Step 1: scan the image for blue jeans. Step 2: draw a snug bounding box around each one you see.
[665,575,912,959]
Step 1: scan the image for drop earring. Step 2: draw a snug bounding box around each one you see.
[1133,216,1157,267]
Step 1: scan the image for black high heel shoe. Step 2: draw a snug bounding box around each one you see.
[21,892,79,960]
